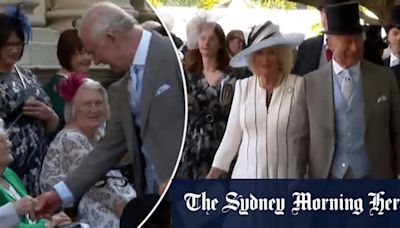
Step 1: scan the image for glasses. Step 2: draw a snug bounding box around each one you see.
[94,175,128,188]
[3,41,24,50]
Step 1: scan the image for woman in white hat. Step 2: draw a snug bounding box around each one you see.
[207,21,304,179]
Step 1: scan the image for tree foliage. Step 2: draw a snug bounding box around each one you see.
[197,0,221,9]
[149,0,221,8]
[149,0,299,9]
[253,0,297,9]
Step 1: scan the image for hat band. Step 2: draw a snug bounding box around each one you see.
[247,21,273,46]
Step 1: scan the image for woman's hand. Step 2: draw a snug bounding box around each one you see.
[13,196,37,215]
[23,99,54,121]
[206,167,226,179]
[23,99,59,132]
[45,212,71,228]
[114,201,128,218]
[158,179,170,196]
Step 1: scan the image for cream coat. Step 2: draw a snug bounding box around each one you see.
[212,74,303,178]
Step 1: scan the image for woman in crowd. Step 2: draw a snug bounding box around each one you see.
[0,118,71,227]
[227,29,252,79]
[207,21,304,179]
[0,6,59,195]
[43,29,92,125]
[179,14,236,179]
[40,75,136,227]
[226,29,245,57]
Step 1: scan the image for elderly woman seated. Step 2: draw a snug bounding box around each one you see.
[0,119,71,227]
[40,75,137,227]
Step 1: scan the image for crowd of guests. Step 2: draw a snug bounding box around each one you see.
[179,0,400,181]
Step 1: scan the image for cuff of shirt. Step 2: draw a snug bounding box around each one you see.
[53,181,74,208]
[0,202,21,227]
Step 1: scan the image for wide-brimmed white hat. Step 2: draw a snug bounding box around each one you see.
[230,21,304,68]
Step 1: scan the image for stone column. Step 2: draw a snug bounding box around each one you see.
[46,0,139,32]
[111,0,138,15]
[46,0,97,31]
[131,0,158,22]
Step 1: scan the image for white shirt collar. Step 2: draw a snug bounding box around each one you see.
[131,30,152,66]
[390,52,400,67]
[332,58,361,79]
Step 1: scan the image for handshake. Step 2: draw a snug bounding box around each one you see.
[11,191,75,228]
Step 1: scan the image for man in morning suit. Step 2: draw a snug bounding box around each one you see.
[384,6,400,90]
[34,1,185,222]
[292,0,348,76]
[384,6,400,68]
[288,2,400,179]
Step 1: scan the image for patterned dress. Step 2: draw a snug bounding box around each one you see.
[0,66,52,196]
[179,72,236,179]
[40,129,137,228]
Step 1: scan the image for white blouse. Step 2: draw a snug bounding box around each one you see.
[212,74,303,178]
[40,129,137,228]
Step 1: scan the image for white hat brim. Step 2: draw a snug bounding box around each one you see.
[230,33,305,68]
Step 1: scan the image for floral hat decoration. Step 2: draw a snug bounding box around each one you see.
[4,4,32,44]
[186,10,218,50]
[58,73,88,102]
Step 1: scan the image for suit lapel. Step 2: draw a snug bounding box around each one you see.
[140,33,161,132]
[319,64,335,158]
[119,73,135,149]
[118,73,144,194]
[360,61,376,134]
[383,57,390,67]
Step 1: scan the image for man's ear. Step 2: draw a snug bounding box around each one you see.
[106,32,117,44]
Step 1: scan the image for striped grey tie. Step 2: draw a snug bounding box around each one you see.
[341,69,354,105]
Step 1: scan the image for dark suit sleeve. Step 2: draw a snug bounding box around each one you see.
[64,83,127,199]
[288,77,310,178]
[384,57,390,67]
[292,40,307,75]
[388,71,400,176]
[292,36,323,76]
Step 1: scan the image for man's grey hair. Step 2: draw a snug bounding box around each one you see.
[140,20,161,31]
[64,79,110,124]
[80,2,139,38]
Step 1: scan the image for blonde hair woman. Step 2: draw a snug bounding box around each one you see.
[207,21,304,179]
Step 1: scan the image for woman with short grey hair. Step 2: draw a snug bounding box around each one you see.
[40,75,136,227]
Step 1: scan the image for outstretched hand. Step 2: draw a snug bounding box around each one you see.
[32,191,62,220]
